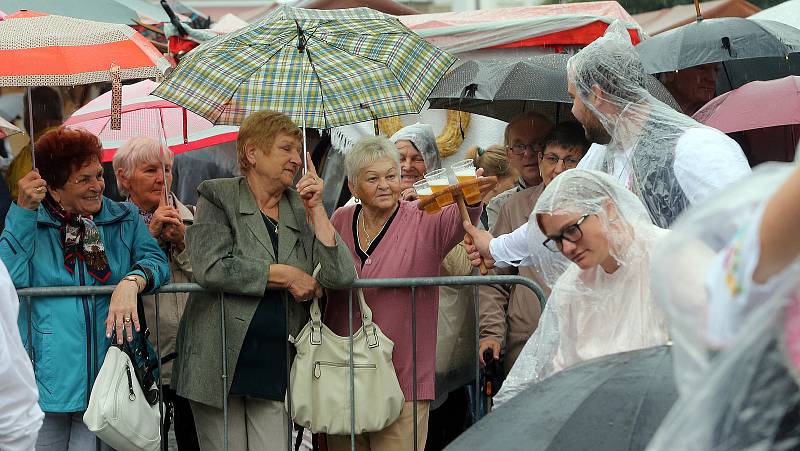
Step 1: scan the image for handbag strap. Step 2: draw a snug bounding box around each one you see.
[308,265,378,347]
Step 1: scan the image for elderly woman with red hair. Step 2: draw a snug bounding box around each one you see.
[0,127,169,450]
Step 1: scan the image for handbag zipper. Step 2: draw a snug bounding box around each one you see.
[314,361,377,378]
[125,362,136,401]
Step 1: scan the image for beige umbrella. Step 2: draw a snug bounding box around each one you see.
[0,116,22,139]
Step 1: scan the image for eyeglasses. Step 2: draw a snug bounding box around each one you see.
[506,143,542,156]
[540,153,581,168]
[542,214,590,252]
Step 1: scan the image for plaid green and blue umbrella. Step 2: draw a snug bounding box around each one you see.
[153,6,456,131]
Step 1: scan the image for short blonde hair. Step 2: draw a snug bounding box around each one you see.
[113,136,173,197]
[344,136,400,182]
[237,110,302,172]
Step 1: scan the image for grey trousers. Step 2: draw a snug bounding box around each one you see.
[190,397,290,451]
[36,412,112,451]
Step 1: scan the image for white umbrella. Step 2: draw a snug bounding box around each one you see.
[751,0,800,30]
[0,116,22,139]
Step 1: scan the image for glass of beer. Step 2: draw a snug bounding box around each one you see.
[424,168,454,207]
[452,159,481,204]
[413,179,441,214]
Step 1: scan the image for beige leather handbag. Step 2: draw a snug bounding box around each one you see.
[288,281,404,434]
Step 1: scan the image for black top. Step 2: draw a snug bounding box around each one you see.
[229,213,287,400]
[351,203,399,269]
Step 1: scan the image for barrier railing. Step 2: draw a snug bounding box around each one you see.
[18,275,545,451]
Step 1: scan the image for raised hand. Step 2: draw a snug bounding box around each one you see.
[17,170,47,210]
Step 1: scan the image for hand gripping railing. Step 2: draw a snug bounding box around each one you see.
[18,275,545,451]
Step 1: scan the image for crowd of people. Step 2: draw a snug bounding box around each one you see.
[0,19,798,451]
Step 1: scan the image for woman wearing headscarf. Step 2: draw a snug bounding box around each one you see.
[646,156,800,451]
[0,127,169,450]
[492,169,670,409]
[391,122,442,200]
[325,136,482,451]
[173,111,355,451]
[112,136,198,448]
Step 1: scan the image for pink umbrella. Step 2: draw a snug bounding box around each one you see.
[693,76,800,133]
[64,79,238,162]
[694,76,800,165]
[0,116,21,138]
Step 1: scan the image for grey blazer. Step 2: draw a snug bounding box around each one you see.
[172,176,356,409]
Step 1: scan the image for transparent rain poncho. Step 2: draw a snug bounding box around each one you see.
[389,122,442,171]
[494,169,670,408]
[646,156,800,451]
[567,21,748,229]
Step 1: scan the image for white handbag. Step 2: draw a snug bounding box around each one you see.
[288,281,405,434]
[84,344,161,451]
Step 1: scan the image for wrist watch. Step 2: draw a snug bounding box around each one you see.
[123,275,141,290]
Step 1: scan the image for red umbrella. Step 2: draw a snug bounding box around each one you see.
[693,76,800,133]
[694,76,800,164]
[64,80,239,162]
[0,10,170,86]
[0,10,172,165]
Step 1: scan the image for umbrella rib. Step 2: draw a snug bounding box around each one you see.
[624,350,669,451]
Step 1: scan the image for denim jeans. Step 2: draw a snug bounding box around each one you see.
[36,412,112,451]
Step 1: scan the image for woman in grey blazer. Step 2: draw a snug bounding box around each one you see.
[172,111,356,451]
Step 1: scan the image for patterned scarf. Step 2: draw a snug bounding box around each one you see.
[43,195,111,283]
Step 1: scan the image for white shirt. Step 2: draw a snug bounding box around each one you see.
[0,260,43,451]
[490,127,751,265]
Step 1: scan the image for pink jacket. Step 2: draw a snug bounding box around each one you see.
[326,200,481,401]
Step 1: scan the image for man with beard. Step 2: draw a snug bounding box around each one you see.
[463,21,750,271]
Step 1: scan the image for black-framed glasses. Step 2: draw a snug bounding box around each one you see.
[506,143,542,156]
[539,152,581,168]
[542,214,590,252]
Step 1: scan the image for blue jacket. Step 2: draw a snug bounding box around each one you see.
[0,199,170,412]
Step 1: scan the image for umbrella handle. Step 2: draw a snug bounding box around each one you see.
[27,87,35,169]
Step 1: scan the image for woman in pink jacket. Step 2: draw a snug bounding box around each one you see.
[325,136,481,451]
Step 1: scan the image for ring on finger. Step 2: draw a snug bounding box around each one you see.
[123,316,132,323]
[35,186,45,193]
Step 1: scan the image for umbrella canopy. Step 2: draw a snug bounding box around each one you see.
[398,2,643,56]
[445,346,677,451]
[750,0,800,30]
[153,5,455,129]
[64,80,239,162]
[636,17,800,74]
[429,55,679,123]
[694,75,800,133]
[0,11,171,86]
[0,116,21,139]
[0,0,141,24]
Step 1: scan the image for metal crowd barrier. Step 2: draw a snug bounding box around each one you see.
[18,275,545,451]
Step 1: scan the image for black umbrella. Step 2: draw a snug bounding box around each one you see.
[428,55,679,123]
[636,17,800,87]
[444,346,677,451]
